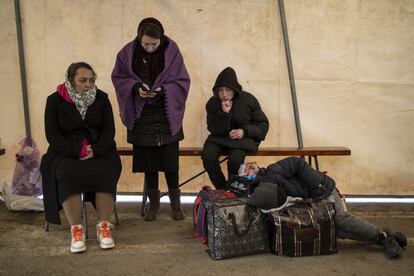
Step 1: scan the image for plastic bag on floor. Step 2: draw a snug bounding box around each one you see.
[1,182,44,211]
[11,137,42,196]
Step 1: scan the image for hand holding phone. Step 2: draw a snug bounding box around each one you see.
[139,84,157,98]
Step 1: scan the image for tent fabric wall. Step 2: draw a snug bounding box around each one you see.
[0,0,413,195]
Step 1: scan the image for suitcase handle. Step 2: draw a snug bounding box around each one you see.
[228,212,254,237]
[286,209,319,241]
[286,209,300,227]
[304,198,326,222]
[308,201,323,222]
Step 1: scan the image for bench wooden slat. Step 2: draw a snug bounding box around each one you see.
[117,146,351,156]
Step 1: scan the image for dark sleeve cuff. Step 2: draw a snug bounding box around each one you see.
[133,82,143,93]
[91,144,100,158]
[157,86,166,96]
[242,125,248,136]
[70,144,82,159]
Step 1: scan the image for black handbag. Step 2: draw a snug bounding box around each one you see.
[225,175,251,196]
[268,199,337,257]
[206,198,269,260]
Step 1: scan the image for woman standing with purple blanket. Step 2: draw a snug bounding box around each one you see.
[112,18,190,221]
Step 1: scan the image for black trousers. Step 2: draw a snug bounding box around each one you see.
[145,172,179,191]
[202,142,247,189]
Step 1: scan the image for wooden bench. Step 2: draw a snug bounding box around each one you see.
[117,146,351,216]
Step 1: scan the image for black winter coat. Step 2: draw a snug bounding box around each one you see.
[127,93,183,146]
[40,90,121,224]
[205,91,269,153]
[251,156,336,199]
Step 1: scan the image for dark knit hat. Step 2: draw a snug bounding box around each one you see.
[137,17,164,37]
[247,182,287,210]
[212,67,242,95]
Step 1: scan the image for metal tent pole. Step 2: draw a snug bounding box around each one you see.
[14,0,31,140]
[278,0,303,149]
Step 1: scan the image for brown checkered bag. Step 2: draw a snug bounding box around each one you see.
[268,199,337,257]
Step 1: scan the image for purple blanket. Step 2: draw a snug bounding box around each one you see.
[111,36,190,135]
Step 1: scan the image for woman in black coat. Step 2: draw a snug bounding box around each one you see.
[202,67,269,189]
[40,62,122,253]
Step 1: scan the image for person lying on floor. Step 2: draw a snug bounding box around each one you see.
[238,156,407,259]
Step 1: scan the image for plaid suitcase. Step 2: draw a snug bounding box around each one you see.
[268,199,337,257]
[207,198,269,260]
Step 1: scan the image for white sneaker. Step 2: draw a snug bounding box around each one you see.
[96,221,115,249]
[70,224,86,253]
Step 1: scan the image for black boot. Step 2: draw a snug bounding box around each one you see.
[376,230,407,248]
[392,232,407,248]
[144,189,160,221]
[376,231,403,258]
[168,189,184,221]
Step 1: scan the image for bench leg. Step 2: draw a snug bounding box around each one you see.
[81,193,89,239]
[113,203,119,225]
[160,157,229,198]
[311,155,319,171]
[314,156,319,171]
[141,176,148,217]
[307,155,320,171]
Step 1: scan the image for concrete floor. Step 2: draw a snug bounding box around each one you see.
[0,201,413,276]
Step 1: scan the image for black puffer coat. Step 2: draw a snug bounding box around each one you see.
[205,67,269,153]
[251,156,336,199]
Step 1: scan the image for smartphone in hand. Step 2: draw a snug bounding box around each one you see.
[143,86,156,93]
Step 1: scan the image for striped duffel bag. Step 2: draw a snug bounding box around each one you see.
[268,199,337,257]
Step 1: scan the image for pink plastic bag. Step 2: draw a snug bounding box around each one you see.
[11,137,42,197]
